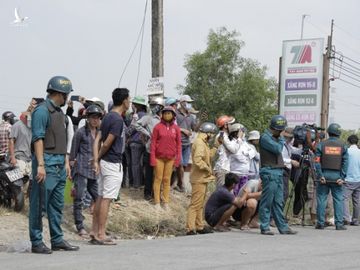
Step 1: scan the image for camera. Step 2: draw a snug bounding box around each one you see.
[293,123,318,148]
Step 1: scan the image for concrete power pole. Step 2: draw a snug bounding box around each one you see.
[321,19,334,129]
[151,0,164,78]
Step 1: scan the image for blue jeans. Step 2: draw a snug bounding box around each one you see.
[73,174,98,231]
[259,168,289,232]
[317,182,344,227]
[181,144,191,166]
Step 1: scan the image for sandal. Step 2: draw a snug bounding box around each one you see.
[89,238,117,245]
[214,226,231,232]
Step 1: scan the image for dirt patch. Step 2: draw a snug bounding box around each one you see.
[0,188,191,247]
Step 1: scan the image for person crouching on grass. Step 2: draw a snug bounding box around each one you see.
[150,106,181,210]
[186,122,218,235]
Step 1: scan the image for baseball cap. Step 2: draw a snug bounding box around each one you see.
[179,95,194,103]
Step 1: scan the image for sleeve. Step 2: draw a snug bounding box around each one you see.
[134,116,151,138]
[223,134,241,154]
[9,123,19,139]
[150,125,159,166]
[66,116,74,154]
[192,141,211,173]
[109,116,123,137]
[260,134,284,155]
[31,106,49,143]
[175,126,182,167]
[69,128,81,161]
[341,146,349,180]
[314,143,323,179]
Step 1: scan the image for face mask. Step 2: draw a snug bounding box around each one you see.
[163,113,173,122]
[26,115,32,129]
[185,103,192,110]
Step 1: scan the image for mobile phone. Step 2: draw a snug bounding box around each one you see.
[70,95,80,102]
[33,98,45,104]
[219,131,224,138]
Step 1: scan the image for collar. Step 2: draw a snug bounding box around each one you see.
[46,98,61,112]
[350,145,358,149]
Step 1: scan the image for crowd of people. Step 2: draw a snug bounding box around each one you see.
[0,75,359,255]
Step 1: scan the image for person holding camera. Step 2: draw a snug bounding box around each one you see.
[258,115,297,235]
[314,123,348,230]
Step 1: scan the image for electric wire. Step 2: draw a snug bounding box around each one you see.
[332,62,360,78]
[117,0,149,88]
[330,67,360,83]
[134,0,148,95]
[334,23,360,43]
[336,78,360,89]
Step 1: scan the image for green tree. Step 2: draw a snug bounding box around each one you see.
[178,27,278,131]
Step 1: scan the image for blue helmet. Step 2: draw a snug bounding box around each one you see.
[165,97,177,106]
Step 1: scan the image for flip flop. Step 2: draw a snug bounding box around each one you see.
[89,238,104,245]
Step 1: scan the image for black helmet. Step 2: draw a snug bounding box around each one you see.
[46,76,74,94]
[86,105,103,117]
[327,123,341,137]
[270,115,287,131]
[199,122,218,134]
[2,111,16,123]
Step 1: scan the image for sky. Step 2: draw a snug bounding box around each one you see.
[0,0,359,129]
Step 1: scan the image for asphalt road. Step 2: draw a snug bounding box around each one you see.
[1,226,360,270]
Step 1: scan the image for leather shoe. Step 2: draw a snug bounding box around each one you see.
[336,225,347,231]
[32,242,52,254]
[196,227,214,234]
[261,230,274,235]
[52,240,79,251]
[280,229,297,235]
[315,224,324,230]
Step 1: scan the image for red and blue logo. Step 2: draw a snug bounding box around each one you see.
[290,45,312,64]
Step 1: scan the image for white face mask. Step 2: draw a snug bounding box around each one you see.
[26,115,32,129]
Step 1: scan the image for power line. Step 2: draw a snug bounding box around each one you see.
[333,50,360,66]
[336,78,360,89]
[330,67,360,83]
[135,0,148,95]
[334,23,360,43]
[332,62,360,78]
[117,0,149,87]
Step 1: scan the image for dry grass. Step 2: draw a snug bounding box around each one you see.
[106,189,190,239]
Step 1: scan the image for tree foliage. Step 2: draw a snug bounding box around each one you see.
[178,27,278,131]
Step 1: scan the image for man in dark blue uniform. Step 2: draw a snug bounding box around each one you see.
[259,115,297,235]
[315,123,348,230]
[29,76,79,254]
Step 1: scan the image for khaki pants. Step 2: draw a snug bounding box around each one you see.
[186,183,207,232]
[153,158,174,204]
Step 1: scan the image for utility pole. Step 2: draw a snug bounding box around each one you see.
[321,19,334,129]
[151,0,163,78]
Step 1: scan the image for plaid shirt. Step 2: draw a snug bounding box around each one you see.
[69,126,98,179]
[0,121,12,156]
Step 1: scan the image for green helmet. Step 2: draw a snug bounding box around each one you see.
[270,115,287,131]
[132,96,147,106]
[46,76,74,94]
[199,122,218,134]
[327,123,341,136]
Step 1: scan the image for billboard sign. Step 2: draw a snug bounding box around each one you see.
[279,38,324,127]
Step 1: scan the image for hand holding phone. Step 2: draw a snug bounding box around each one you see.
[70,95,80,102]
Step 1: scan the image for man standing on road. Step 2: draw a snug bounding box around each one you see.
[29,76,79,254]
[186,122,217,235]
[258,115,297,235]
[343,135,360,226]
[91,88,130,245]
[70,105,102,237]
[315,123,348,230]
[175,95,197,192]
